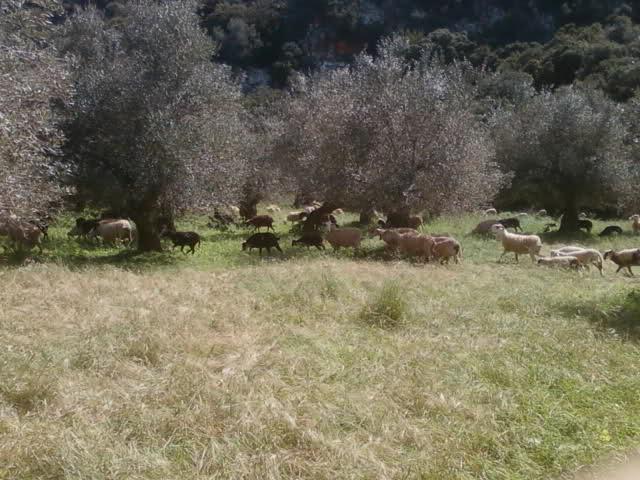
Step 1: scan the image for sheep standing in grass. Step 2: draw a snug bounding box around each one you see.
[431,237,462,264]
[490,224,542,263]
[537,256,580,269]
[397,233,434,262]
[372,228,418,251]
[325,225,362,251]
[483,208,497,216]
[630,214,640,235]
[537,209,547,217]
[603,249,640,276]
[551,247,604,275]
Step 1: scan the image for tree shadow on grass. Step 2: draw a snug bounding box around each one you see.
[557,290,640,342]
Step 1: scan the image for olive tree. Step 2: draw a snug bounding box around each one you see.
[492,86,631,232]
[0,0,70,217]
[275,36,505,223]
[61,1,254,251]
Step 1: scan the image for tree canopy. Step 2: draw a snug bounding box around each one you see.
[61,0,255,250]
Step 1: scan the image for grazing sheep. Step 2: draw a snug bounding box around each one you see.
[516,212,529,218]
[630,214,640,235]
[537,256,580,269]
[266,204,281,213]
[490,224,542,263]
[325,225,362,251]
[537,209,548,217]
[483,208,497,216]
[286,211,308,224]
[333,208,344,215]
[229,205,240,216]
[397,233,434,262]
[599,225,623,237]
[161,229,201,254]
[88,219,133,246]
[603,249,640,276]
[431,237,462,264]
[6,221,43,253]
[498,217,522,232]
[553,247,604,275]
[242,233,282,255]
[372,228,418,251]
[472,219,500,235]
[550,246,586,257]
[578,219,593,234]
[292,232,325,250]
[246,215,274,232]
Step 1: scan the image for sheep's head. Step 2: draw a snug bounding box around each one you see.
[490,224,505,237]
[630,214,640,222]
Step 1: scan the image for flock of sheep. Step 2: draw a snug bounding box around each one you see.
[2,203,640,276]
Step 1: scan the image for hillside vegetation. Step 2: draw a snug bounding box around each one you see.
[1,211,640,478]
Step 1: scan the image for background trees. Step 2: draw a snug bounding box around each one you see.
[0,0,70,217]
[276,37,505,221]
[492,86,631,232]
[61,0,256,251]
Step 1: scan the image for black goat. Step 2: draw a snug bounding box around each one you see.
[498,217,522,232]
[292,232,325,250]
[242,233,282,255]
[161,230,201,254]
[599,225,622,237]
[578,219,593,234]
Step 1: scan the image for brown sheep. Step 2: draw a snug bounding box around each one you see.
[325,226,362,251]
[397,233,434,262]
[246,215,274,232]
[431,237,462,264]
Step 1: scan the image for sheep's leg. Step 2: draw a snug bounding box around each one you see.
[258,247,263,256]
[616,265,623,274]
[498,251,507,263]
[628,266,634,276]
[276,245,283,253]
[514,253,519,263]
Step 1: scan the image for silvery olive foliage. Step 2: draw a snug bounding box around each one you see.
[275,35,506,216]
[0,0,70,217]
[492,86,631,230]
[61,0,256,249]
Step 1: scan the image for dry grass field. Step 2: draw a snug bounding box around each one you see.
[1,211,639,479]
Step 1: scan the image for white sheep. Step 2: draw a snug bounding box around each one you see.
[266,204,281,213]
[516,212,529,218]
[490,224,542,263]
[333,208,344,215]
[604,249,640,276]
[286,211,307,223]
[325,225,362,251]
[552,247,604,275]
[483,208,497,216]
[629,214,640,235]
[536,209,548,217]
[537,256,580,269]
[431,237,462,264]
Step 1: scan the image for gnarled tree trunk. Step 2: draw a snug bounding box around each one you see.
[386,207,411,228]
[133,213,163,252]
[559,198,580,233]
[359,207,374,225]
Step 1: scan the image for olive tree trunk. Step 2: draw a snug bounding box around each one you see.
[132,213,162,252]
[559,198,580,234]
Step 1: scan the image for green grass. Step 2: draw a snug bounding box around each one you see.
[1,208,640,478]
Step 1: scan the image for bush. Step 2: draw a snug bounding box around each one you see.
[360,281,407,329]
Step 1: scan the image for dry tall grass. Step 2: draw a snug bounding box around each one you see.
[1,257,639,479]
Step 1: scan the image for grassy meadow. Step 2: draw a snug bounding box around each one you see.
[1,208,640,479]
